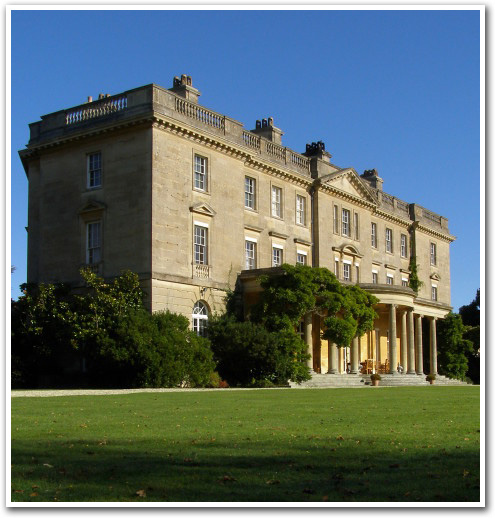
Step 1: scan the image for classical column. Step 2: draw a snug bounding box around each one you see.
[350,336,359,374]
[407,309,416,374]
[328,342,338,374]
[304,313,313,371]
[415,314,424,375]
[400,310,407,373]
[388,304,397,374]
[429,317,438,375]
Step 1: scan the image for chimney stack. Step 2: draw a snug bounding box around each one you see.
[169,74,201,103]
[250,116,283,145]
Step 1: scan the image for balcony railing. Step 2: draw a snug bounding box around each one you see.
[175,98,225,130]
[66,95,128,125]
[193,263,210,279]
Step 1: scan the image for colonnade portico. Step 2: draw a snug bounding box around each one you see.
[301,288,448,377]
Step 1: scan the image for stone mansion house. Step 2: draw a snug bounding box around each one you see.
[19,75,455,378]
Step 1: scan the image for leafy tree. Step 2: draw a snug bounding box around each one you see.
[437,312,474,381]
[11,269,216,388]
[459,289,480,327]
[90,310,215,388]
[207,315,310,386]
[11,282,76,387]
[251,264,378,347]
[459,289,480,384]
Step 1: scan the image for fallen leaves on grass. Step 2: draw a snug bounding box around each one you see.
[219,475,236,483]
[13,489,24,493]
[43,463,53,468]
[266,479,280,485]
[136,489,146,497]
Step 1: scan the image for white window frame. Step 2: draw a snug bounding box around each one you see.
[430,242,437,265]
[334,259,339,278]
[272,245,283,267]
[192,301,209,337]
[245,176,256,210]
[402,277,409,287]
[297,250,307,266]
[193,223,208,265]
[371,222,377,248]
[372,270,378,284]
[86,221,102,264]
[385,228,393,253]
[193,154,208,191]
[87,152,102,189]
[245,238,257,270]
[400,234,408,258]
[271,186,282,218]
[431,284,438,301]
[342,208,350,237]
[343,260,351,281]
[333,205,339,234]
[354,213,359,240]
[386,273,394,285]
[296,195,306,226]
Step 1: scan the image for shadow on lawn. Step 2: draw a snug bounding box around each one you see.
[11,437,480,503]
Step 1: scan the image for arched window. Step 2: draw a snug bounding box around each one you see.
[192,301,209,337]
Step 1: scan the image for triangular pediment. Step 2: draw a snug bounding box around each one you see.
[430,272,441,281]
[321,168,377,204]
[78,200,106,214]
[189,202,216,217]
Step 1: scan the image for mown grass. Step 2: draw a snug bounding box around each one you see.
[11,386,480,503]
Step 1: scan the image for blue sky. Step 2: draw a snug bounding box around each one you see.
[9,7,481,311]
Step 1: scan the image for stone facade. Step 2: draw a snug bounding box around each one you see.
[19,74,455,376]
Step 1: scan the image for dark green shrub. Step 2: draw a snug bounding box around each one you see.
[207,315,310,387]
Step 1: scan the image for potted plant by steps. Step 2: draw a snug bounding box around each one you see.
[426,374,436,385]
[370,373,381,386]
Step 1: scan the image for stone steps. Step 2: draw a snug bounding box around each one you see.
[290,372,469,388]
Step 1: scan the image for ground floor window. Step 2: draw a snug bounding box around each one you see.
[192,301,209,337]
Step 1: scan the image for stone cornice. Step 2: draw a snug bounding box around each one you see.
[374,208,411,228]
[152,114,313,188]
[412,221,456,243]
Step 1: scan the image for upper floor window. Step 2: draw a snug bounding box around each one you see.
[402,278,409,287]
[431,285,438,301]
[430,242,437,265]
[354,213,359,240]
[372,271,378,284]
[272,246,283,267]
[371,222,377,248]
[245,176,256,210]
[333,205,339,234]
[245,239,257,270]
[400,234,408,258]
[271,186,282,218]
[342,209,350,237]
[343,262,351,281]
[385,228,393,253]
[87,152,102,188]
[194,155,208,191]
[297,252,307,266]
[296,195,306,225]
[192,301,209,337]
[334,259,339,278]
[386,274,394,285]
[86,221,101,264]
[194,225,208,265]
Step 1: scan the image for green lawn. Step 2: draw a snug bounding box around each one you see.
[11,387,480,503]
